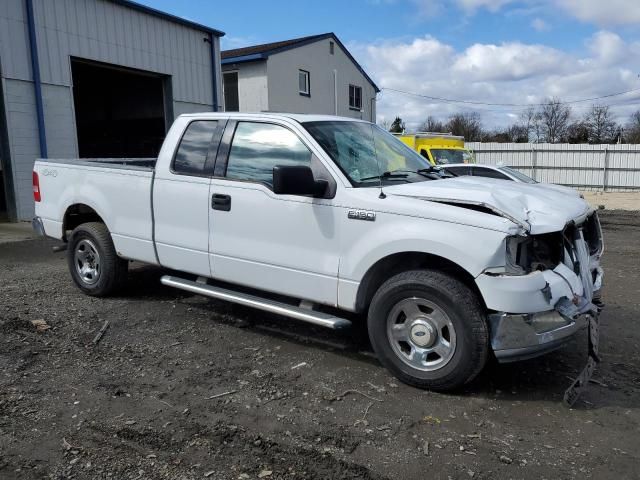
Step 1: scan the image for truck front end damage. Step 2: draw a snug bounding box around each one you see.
[477,211,603,362]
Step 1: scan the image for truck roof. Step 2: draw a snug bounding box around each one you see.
[179,112,371,124]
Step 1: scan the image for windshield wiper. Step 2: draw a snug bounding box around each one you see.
[360,171,410,182]
[414,167,447,179]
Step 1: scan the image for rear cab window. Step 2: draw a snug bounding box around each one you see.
[173,120,221,176]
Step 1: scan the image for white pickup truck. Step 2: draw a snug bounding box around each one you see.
[33,113,604,391]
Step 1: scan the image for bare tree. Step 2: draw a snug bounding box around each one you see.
[565,121,589,144]
[418,116,446,133]
[583,104,618,144]
[445,112,484,141]
[519,106,539,142]
[484,125,529,143]
[506,124,529,143]
[625,110,640,143]
[538,97,571,143]
[378,119,391,131]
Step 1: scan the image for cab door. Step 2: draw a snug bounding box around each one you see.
[153,119,225,277]
[207,120,342,306]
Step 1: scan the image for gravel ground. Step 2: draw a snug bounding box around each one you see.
[1,211,639,479]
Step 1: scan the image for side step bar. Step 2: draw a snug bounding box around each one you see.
[161,275,352,331]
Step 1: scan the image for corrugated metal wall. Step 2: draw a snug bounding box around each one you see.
[0,0,216,105]
[0,0,222,220]
[466,143,640,192]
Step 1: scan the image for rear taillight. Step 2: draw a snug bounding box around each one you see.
[33,171,41,202]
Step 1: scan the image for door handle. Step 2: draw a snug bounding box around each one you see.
[211,193,231,211]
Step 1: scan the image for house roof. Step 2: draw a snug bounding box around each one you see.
[221,33,379,92]
[108,0,225,37]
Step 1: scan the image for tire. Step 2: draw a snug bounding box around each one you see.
[67,222,128,297]
[367,269,489,391]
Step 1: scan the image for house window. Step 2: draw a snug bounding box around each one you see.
[329,41,334,55]
[299,70,310,96]
[349,85,362,110]
[223,72,239,112]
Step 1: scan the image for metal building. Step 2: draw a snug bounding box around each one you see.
[0,0,224,222]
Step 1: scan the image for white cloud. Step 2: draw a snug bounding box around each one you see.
[587,31,628,66]
[455,0,515,12]
[410,0,640,26]
[557,0,640,26]
[452,42,567,81]
[221,35,261,50]
[411,0,514,16]
[531,17,549,31]
[349,32,640,130]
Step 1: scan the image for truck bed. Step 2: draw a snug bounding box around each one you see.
[42,157,157,171]
[34,157,157,264]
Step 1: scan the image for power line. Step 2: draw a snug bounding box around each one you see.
[381,86,640,108]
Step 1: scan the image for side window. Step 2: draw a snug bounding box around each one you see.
[299,70,310,96]
[471,167,510,180]
[445,166,470,176]
[173,121,219,175]
[226,122,312,187]
[349,85,362,110]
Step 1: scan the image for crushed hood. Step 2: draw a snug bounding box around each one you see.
[383,176,593,234]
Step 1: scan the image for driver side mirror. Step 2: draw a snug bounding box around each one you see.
[273,165,328,197]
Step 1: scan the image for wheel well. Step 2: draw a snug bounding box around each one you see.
[354,252,484,314]
[62,204,105,241]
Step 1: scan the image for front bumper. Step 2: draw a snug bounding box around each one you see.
[489,310,589,362]
[484,215,603,363]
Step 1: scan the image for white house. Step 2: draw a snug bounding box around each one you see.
[221,33,379,122]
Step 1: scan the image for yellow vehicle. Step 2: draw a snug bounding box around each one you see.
[394,132,475,165]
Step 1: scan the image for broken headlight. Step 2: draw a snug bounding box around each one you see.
[506,232,564,274]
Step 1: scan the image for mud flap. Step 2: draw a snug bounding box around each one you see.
[563,314,600,407]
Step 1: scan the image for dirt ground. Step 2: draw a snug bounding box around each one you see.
[1,212,639,480]
[581,192,640,212]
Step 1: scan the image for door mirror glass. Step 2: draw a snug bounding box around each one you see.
[273,165,327,197]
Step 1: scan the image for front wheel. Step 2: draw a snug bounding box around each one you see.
[367,269,489,391]
[67,222,128,296]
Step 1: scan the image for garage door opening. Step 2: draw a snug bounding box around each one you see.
[71,59,170,158]
[0,169,7,222]
[0,85,10,222]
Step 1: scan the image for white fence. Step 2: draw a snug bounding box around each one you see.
[466,143,640,192]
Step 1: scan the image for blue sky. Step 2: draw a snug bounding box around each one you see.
[139,0,640,129]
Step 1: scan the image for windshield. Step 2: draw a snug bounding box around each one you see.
[499,166,537,184]
[430,148,474,165]
[304,121,436,186]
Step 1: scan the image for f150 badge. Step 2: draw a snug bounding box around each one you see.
[40,169,58,177]
[348,210,376,221]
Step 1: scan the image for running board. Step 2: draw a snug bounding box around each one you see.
[160,275,351,330]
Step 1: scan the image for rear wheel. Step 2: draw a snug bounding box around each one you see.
[67,222,128,296]
[367,269,489,391]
